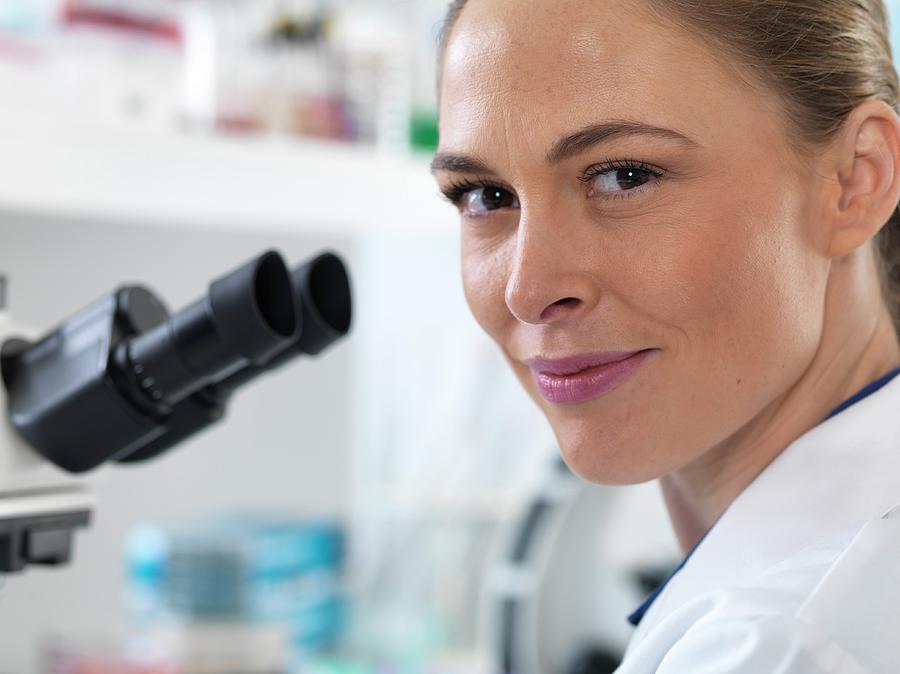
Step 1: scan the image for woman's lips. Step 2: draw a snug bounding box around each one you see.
[527,350,656,405]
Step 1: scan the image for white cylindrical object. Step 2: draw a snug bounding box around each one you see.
[180,0,219,130]
[332,8,412,155]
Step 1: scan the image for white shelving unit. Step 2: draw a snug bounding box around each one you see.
[0,110,456,236]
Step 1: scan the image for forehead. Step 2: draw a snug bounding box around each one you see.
[439,0,760,158]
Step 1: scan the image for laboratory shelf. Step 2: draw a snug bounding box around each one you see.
[0,111,457,236]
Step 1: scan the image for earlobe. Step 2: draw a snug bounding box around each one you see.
[829,101,900,258]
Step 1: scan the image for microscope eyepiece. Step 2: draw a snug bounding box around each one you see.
[297,252,352,356]
[118,252,297,412]
[116,251,354,465]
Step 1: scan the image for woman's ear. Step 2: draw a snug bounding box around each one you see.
[827,100,900,258]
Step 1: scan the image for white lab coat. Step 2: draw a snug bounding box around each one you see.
[617,374,900,673]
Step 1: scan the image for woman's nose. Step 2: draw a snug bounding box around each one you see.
[504,216,601,326]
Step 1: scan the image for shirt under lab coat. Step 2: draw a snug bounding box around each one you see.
[618,371,900,673]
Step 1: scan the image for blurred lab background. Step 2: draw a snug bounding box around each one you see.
[2,1,895,673]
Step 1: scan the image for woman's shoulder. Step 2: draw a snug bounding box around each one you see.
[620,508,900,673]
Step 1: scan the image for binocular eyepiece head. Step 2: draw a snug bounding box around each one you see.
[1,249,353,473]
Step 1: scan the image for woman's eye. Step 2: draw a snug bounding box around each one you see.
[589,167,659,197]
[462,186,519,215]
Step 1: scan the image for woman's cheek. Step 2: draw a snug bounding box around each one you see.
[651,204,818,402]
[461,236,514,340]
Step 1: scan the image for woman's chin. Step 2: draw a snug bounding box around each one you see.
[553,419,669,486]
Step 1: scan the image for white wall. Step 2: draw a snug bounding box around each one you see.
[891,1,900,53]
[0,214,354,673]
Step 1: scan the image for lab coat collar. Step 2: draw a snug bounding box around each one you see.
[628,370,900,650]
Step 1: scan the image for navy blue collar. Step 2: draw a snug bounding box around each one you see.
[627,527,708,627]
[823,366,900,421]
[627,365,900,628]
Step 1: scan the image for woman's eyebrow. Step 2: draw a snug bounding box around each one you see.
[431,120,697,175]
[546,120,699,164]
[430,153,495,176]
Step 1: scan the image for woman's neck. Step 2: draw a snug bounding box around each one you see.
[660,250,900,555]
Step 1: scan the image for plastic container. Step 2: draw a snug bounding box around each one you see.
[125,514,348,672]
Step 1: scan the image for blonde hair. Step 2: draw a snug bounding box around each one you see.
[438,0,900,327]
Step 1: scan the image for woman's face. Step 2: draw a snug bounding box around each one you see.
[434,0,831,485]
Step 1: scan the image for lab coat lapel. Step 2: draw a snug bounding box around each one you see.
[628,376,900,651]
